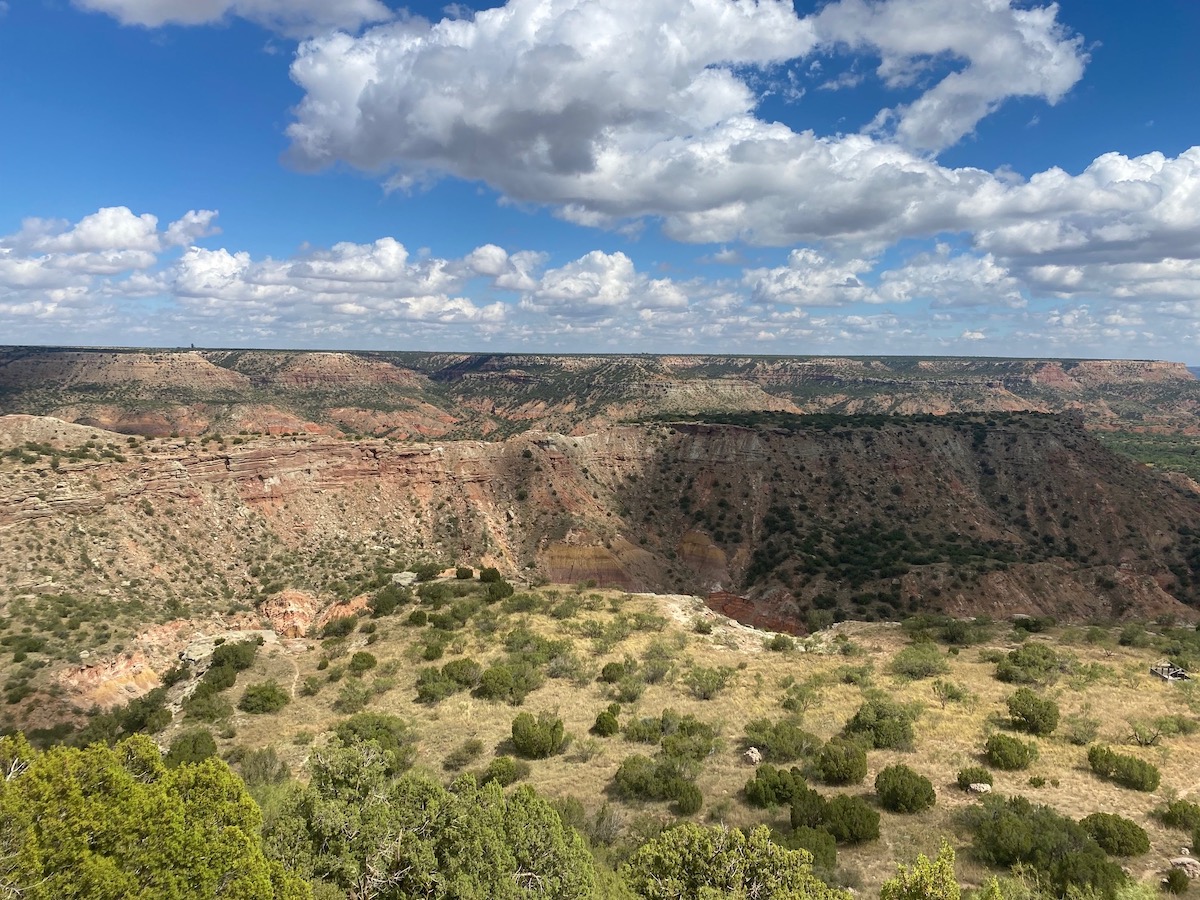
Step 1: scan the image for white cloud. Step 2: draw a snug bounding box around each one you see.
[284,0,1087,244]
[523,251,688,317]
[743,249,879,307]
[813,0,1086,151]
[878,245,1026,308]
[74,0,391,35]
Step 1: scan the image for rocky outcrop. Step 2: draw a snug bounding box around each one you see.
[259,589,324,638]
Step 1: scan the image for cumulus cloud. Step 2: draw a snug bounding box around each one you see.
[743,249,879,307]
[813,0,1086,151]
[522,251,688,317]
[74,0,391,35]
[878,245,1026,308]
[285,0,1087,244]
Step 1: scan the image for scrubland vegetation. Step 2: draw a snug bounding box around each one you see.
[5,568,1200,898]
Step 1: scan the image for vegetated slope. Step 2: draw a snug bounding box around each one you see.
[2,411,1198,685]
[3,347,1199,441]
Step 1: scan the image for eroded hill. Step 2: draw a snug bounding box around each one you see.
[3,347,1199,439]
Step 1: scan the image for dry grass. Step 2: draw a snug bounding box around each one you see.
[172,586,1200,894]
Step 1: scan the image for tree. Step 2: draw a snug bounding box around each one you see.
[239,680,291,714]
[843,696,916,750]
[165,726,218,767]
[622,823,848,900]
[875,764,936,814]
[816,739,867,785]
[512,711,567,759]
[1006,688,1059,736]
[265,743,593,900]
[332,712,417,776]
[0,732,307,900]
[880,842,959,900]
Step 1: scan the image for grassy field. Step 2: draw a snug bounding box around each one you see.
[154,580,1200,895]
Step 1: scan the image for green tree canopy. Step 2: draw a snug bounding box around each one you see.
[0,732,307,900]
[622,823,847,900]
[265,739,594,899]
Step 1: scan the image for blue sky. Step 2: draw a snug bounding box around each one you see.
[1,0,1198,360]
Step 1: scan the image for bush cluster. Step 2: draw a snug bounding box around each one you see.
[744,764,808,808]
[984,733,1037,770]
[742,719,821,763]
[623,709,718,761]
[1087,745,1161,792]
[480,755,529,786]
[612,754,703,815]
[995,642,1068,685]
[591,704,620,737]
[888,642,950,680]
[415,657,484,704]
[843,696,916,750]
[1079,813,1150,857]
[874,764,936,813]
[956,766,994,790]
[1006,688,1059,736]
[815,739,867,785]
[967,795,1125,899]
[511,712,567,759]
[785,784,879,845]
[237,680,290,714]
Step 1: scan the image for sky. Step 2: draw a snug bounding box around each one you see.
[0,0,1198,360]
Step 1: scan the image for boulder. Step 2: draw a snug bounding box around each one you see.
[743,747,764,765]
[968,783,993,794]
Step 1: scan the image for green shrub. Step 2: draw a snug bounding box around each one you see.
[995,642,1067,684]
[612,754,698,806]
[956,766,994,790]
[1063,712,1100,745]
[823,795,880,845]
[441,658,482,688]
[889,643,950,680]
[414,667,458,704]
[455,566,474,580]
[209,639,259,671]
[164,727,216,767]
[485,581,515,603]
[479,567,502,583]
[743,719,821,763]
[1160,799,1200,832]
[202,664,237,692]
[182,689,233,723]
[766,634,795,652]
[332,679,373,714]
[672,781,703,815]
[1165,869,1190,895]
[479,755,529,786]
[684,665,736,700]
[744,764,807,808]
[1080,813,1150,856]
[875,764,936,813]
[967,795,1125,899]
[985,733,1037,770]
[1087,745,1161,792]
[321,616,357,639]
[406,610,427,626]
[789,784,829,830]
[237,680,290,714]
[844,696,916,750]
[599,661,627,684]
[591,708,620,737]
[776,826,836,871]
[347,652,377,676]
[1006,688,1059,736]
[332,712,416,775]
[511,711,566,759]
[816,739,867,785]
